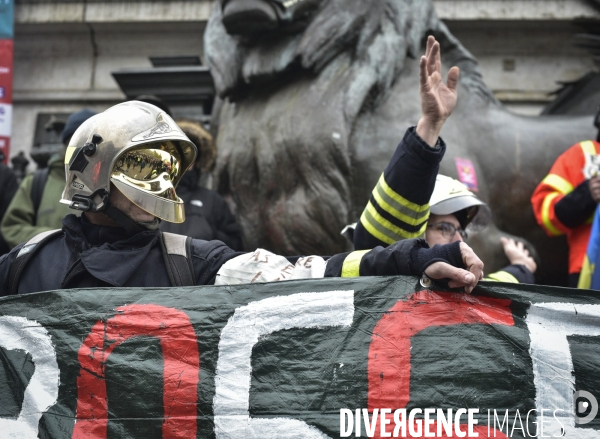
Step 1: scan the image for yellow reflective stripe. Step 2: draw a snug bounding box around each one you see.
[581,140,597,156]
[373,185,429,227]
[372,174,430,226]
[541,174,573,195]
[577,255,594,289]
[360,212,396,245]
[377,174,429,213]
[541,193,563,236]
[341,250,369,277]
[485,271,519,283]
[362,203,427,244]
[65,146,77,164]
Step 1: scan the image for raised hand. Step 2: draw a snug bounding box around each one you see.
[416,35,460,147]
[500,237,537,273]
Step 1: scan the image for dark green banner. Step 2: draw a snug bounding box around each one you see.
[0,276,599,438]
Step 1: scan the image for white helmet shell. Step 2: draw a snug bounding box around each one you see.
[429,175,492,231]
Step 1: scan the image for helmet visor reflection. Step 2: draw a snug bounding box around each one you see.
[111,143,186,223]
[113,143,182,183]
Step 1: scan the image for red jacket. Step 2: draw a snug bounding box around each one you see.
[531,140,600,274]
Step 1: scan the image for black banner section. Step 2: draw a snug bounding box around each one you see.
[0,276,599,438]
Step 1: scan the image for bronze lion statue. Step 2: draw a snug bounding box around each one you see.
[205,0,595,285]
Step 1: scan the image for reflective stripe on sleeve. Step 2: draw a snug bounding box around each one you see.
[581,140,597,156]
[485,271,519,283]
[541,174,574,195]
[373,174,430,226]
[541,192,563,236]
[361,203,427,244]
[341,250,370,277]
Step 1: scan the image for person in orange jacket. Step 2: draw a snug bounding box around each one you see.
[531,111,600,287]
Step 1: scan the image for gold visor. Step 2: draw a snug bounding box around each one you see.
[114,144,182,185]
[111,143,186,223]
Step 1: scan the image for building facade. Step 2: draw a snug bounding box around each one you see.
[11,0,600,167]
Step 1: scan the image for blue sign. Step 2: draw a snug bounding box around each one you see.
[0,0,13,39]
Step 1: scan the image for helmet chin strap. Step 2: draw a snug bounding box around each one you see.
[103,202,160,235]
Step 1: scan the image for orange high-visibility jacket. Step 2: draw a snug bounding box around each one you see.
[531,140,600,274]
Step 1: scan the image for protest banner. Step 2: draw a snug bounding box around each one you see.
[0,276,598,438]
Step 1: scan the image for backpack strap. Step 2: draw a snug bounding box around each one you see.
[8,229,62,295]
[31,167,50,224]
[159,232,195,287]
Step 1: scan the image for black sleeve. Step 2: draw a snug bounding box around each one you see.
[190,239,246,285]
[554,181,597,228]
[502,264,535,284]
[353,126,446,250]
[325,239,464,277]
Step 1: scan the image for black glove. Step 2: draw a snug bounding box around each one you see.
[409,241,465,274]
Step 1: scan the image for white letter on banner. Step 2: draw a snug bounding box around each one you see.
[213,290,354,439]
[0,316,59,438]
[340,409,353,437]
[526,303,600,438]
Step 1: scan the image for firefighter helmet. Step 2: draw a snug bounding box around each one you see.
[60,101,197,223]
[429,175,492,231]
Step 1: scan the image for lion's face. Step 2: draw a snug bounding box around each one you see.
[220,0,322,36]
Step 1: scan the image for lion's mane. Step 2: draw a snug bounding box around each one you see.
[204,0,496,254]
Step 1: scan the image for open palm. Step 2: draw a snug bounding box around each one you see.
[420,36,459,124]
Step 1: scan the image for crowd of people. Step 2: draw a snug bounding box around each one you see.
[0,35,596,295]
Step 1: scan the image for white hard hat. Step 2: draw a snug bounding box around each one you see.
[430,175,492,231]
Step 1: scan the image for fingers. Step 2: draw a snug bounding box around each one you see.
[425,35,434,60]
[434,42,442,75]
[448,269,478,294]
[446,66,460,91]
[428,40,439,77]
[459,242,484,282]
[424,262,478,293]
[419,56,429,91]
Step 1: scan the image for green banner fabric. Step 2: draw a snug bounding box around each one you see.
[0,276,599,438]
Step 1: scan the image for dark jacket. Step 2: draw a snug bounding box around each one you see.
[0,214,245,295]
[0,163,18,255]
[353,128,534,284]
[160,170,243,250]
[0,215,453,296]
[353,127,445,249]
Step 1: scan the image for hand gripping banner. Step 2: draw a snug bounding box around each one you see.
[0,276,600,438]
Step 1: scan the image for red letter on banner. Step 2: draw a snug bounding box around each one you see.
[73,304,199,439]
[368,290,514,438]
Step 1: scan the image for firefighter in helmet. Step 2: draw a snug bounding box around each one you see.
[352,174,536,284]
[0,99,484,295]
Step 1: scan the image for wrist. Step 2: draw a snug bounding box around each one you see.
[509,257,536,273]
[416,117,444,148]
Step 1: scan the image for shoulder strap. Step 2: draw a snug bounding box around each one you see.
[8,229,62,295]
[31,167,50,223]
[159,232,195,287]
